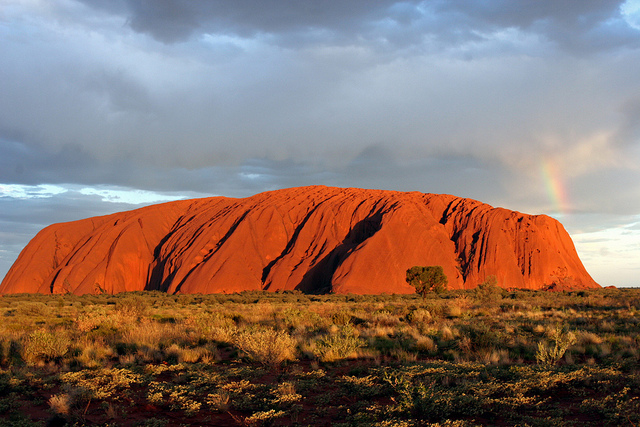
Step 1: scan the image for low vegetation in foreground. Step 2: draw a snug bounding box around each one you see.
[0,287,639,426]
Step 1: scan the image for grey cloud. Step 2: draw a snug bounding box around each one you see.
[0,191,131,227]
[437,0,621,29]
[0,134,510,205]
[126,0,201,43]
[340,148,510,204]
[433,0,639,52]
[0,35,158,161]
[570,167,640,215]
[0,140,135,187]
[5,128,638,220]
[82,70,153,113]
[618,97,640,146]
[75,0,640,53]
[78,0,399,43]
[4,1,639,174]
[229,147,512,207]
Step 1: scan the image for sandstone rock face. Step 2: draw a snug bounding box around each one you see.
[0,186,599,295]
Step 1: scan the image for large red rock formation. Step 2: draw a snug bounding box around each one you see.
[0,186,599,295]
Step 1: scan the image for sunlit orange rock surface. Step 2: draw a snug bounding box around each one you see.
[0,186,599,295]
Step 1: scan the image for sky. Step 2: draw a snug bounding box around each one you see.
[1,0,639,288]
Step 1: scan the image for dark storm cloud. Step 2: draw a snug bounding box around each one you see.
[435,0,622,34]
[0,139,181,190]
[3,0,638,175]
[78,0,398,43]
[77,0,639,52]
[0,133,511,205]
[1,140,101,185]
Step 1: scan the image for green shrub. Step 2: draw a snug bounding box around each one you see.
[383,371,482,421]
[473,275,504,302]
[406,266,448,299]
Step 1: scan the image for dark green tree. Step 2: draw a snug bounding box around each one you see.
[406,266,448,299]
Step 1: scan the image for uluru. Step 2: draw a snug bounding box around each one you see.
[0,186,599,295]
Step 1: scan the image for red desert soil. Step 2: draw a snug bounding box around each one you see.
[0,186,599,295]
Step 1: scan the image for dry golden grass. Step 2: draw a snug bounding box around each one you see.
[48,393,72,415]
[232,326,297,366]
[1,288,639,426]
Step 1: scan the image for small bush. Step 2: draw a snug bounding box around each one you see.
[75,338,115,368]
[206,391,230,412]
[406,309,432,324]
[416,336,437,353]
[473,275,504,303]
[233,327,297,366]
[447,295,471,317]
[49,393,72,415]
[331,311,353,326]
[406,266,448,298]
[371,311,401,327]
[278,307,324,331]
[23,330,70,365]
[75,311,112,332]
[114,297,147,319]
[3,339,23,366]
[536,325,577,366]
[314,324,366,362]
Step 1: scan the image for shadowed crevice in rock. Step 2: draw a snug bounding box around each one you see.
[171,209,251,294]
[294,213,384,293]
[261,201,329,286]
[146,231,177,292]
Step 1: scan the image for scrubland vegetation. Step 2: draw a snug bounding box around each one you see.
[0,287,639,426]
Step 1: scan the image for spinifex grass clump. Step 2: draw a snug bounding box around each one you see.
[232,326,297,366]
[313,323,366,362]
[22,330,70,365]
[0,288,639,426]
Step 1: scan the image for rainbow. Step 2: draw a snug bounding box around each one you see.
[541,159,569,216]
